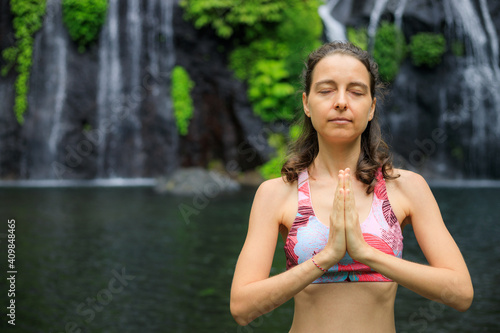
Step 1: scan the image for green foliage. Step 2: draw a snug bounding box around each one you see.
[229,1,323,122]
[179,0,285,39]
[258,133,286,179]
[171,66,195,136]
[289,124,301,141]
[62,0,108,53]
[347,26,368,50]
[2,0,47,124]
[181,0,322,123]
[373,21,406,82]
[258,125,301,180]
[409,32,446,67]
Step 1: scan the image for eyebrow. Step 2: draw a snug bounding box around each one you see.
[314,79,369,92]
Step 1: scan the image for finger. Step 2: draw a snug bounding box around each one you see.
[331,173,344,225]
[345,175,358,227]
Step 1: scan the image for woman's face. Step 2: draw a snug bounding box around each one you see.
[303,54,376,144]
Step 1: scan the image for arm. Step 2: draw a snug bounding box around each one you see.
[347,171,473,311]
[230,176,347,326]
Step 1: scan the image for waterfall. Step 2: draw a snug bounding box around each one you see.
[93,0,178,178]
[96,0,123,177]
[394,0,408,30]
[442,0,500,176]
[22,0,68,179]
[367,0,389,50]
[124,0,144,175]
[318,0,347,42]
[145,0,178,175]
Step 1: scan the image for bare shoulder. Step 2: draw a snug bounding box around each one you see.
[255,177,297,205]
[385,168,433,226]
[388,168,430,197]
[253,177,297,225]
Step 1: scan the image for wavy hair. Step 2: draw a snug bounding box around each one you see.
[281,41,398,194]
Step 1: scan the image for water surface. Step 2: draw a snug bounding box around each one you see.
[0,184,498,332]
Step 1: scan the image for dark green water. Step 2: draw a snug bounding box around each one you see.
[0,184,498,332]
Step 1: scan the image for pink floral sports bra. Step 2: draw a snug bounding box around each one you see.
[284,168,403,283]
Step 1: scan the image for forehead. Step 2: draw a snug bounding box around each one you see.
[312,54,371,86]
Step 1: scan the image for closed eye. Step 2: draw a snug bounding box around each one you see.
[350,91,364,96]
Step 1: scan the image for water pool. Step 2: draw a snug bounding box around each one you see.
[0,184,498,332]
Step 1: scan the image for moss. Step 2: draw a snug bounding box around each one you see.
[62,0,108,53]
[179,0,285,39]
[1,0,47,124]
[409,32,446,67]
[373,21,406,82]
[258,133,286,179]
[171,66,195,136]
[347,26,368,51]
[229,1,323,122]
[258,125,301,180]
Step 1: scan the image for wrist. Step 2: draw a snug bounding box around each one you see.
[314,249,341,269]
[354,245,376,265]
[311,256,328,273]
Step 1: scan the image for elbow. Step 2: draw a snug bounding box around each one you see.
[446,281,474,312]
[230,299,252,326]
[455,284,474,312]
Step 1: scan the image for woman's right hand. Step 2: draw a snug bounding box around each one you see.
[317,169,347,268]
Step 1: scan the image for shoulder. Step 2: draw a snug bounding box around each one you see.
[255,177,297,205]
[388,168,430,197]
[385,168,434,225]
[252,177,297,224]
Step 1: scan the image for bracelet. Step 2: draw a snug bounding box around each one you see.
[311,256,328,273]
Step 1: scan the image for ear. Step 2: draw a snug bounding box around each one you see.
[302,92,311,117]
[368,97,376,121]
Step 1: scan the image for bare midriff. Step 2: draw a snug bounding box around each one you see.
[289,281,398,333]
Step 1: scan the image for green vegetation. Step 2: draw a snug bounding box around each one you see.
[181,3,452,178]
[179,0,285,39]
[258,133,286,179]
[372,21,406,82]
[409,32,446,67]
[1,0,47,124]
[346,22,406,82]
[347,26,368,50]
[62,0,108,53]
[171,66,195,136]
[258,124,301,179]
[181,0,322,123]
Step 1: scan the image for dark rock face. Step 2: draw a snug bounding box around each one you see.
[173,4,270,171]
[0,0,270,180]
[0,0,21,179]
[1,0,499,180]
[329,0,500,178]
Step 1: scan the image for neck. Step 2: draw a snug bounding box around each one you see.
[311,136,362,179]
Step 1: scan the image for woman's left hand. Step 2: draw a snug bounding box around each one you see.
[343,169,371,261]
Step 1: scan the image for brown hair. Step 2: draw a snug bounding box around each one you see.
[281,41,398,193]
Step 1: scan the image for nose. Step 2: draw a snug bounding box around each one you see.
[334,91,348,110]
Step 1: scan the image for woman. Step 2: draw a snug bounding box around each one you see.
[230,41,473,332]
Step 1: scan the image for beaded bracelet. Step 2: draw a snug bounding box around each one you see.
[311,256,328,273]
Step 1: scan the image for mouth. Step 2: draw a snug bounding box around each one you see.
[329,117,352,124]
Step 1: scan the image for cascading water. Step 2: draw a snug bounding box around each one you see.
[367,0,389,50]
[21,0,68,179]
[95,0,178,178]
[319,0,500,178]
[96,0,125,177]
[318,0,347,42]
[440,0,500,176]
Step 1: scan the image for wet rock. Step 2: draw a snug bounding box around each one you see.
[155,167,240,195]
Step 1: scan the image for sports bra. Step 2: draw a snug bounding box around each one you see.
[284,168,403,283]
